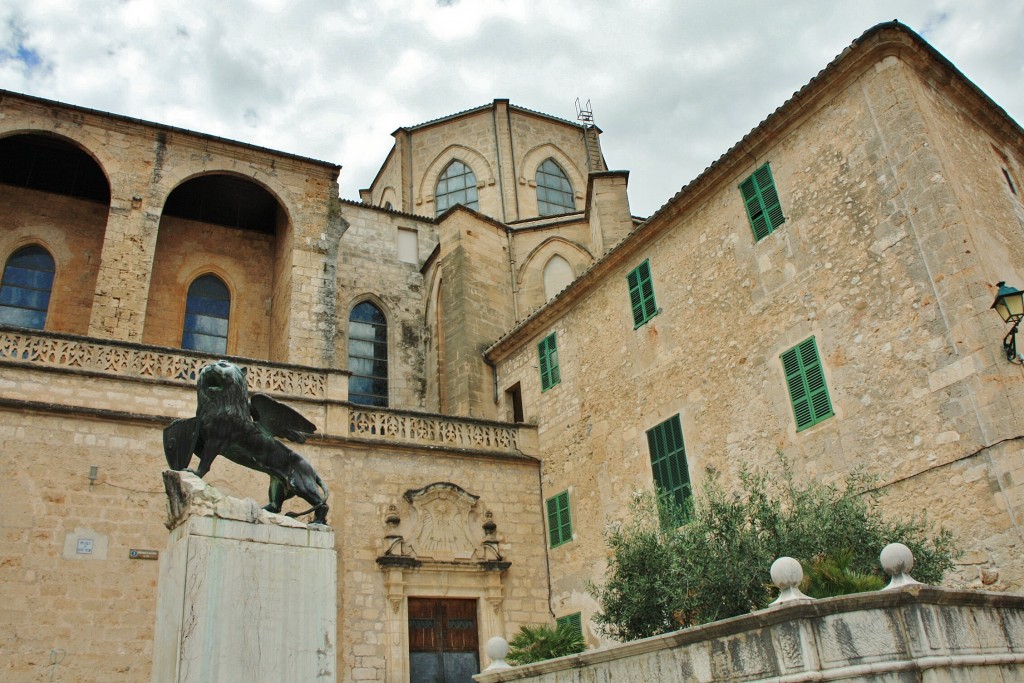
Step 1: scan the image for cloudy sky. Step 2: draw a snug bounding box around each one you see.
[1,1,1021,217]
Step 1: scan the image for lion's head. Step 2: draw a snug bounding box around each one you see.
[196,360,250,416]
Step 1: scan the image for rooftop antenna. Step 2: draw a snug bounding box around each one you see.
[575,98,594,126]
[575,98,605,172]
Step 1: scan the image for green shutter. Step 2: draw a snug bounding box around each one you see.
[626,260,658,328]
[556,612,583,640]
[546,490,572,547]
[645,416,691,510]
[538,333,560,391]
[781,337,834,431]
[740,163,785,241]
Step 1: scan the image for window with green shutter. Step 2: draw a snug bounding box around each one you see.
[740,163,785,241]
[538,333,560,391]
[626,259,658,328]
[546,490,572,547]
[646,415,691,510]
[556,612,583,640]
[781,337,834,431]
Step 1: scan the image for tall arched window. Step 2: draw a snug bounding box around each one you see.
[536,159,575,216]
[0,245,55,329]
[349,301,388,406]
[182,274,230,354]
[435,160,478,217]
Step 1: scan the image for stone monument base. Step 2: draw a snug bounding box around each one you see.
[151,471,336,683]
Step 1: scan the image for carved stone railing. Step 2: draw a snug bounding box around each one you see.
[0,327,333,399]
[348,408,528,455]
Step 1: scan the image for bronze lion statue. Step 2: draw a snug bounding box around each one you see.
[163,360,329,524]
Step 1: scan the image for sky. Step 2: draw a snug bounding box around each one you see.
[1,1,1021,218]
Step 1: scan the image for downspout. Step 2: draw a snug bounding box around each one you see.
[484,355,499,405]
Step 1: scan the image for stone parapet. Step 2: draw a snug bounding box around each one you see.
[475,586,1024,682]
[0,326,342,400]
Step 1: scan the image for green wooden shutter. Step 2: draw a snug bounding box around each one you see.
[538,333,560,391]
[740,163,785,241]
[627,260,658,327]
[781,337,834,431]
[556,612,583,640]
[645,416,691,509]
[546,491,572,547]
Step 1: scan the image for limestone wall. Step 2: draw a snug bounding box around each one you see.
[0,355,544,682]
[488,40,1024,641]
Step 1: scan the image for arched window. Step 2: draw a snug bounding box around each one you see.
[435,160,478,217]
[543,254,574,301]
[349,301,388,407]
[0,245,55,329]
[536,159,575,216]
[182,274,230,354]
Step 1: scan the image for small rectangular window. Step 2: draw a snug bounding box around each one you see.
[646,415,691,512]
[781,336,834,431]
[556,612,583,640]
[626,259,658,328]
[538,332,560,391]
[505,382,524,423]
[740,163,785,241]
[397,228,418,263]
[546,490,572,548]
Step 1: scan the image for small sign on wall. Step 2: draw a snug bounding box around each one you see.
[76,539,94,555]
[129,549,159,560]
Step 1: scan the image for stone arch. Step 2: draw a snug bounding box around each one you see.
[0,129,114,198]
[0,131,110,334]
[379,186,399,210]
[144,172,286,359]
[516,237,594,313]
[517,143,585,218]
[418,145,495,215]
[543,254,575,301]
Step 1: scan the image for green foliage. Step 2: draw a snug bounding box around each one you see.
[591,458,959,641]
[506,623,585,666]
[800,551,886,598]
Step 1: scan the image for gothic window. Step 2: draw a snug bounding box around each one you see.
[182,274,230,354]
[536,158,575,216]
[0,245,55,329]
[349,301,388,406]
[435,160,478,216]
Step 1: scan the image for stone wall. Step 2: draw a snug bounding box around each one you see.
[487,33,1024,642]
[0,344,544,682]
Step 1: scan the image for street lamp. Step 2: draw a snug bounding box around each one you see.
[991,281,1024,364]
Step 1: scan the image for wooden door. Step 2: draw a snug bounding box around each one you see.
[408,598,479,683]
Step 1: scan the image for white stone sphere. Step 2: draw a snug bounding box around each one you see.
[486,636,509,661]
[880,542,914,576]
[770,556,803,588]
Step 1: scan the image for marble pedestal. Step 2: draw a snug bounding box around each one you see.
[151,471,337,683]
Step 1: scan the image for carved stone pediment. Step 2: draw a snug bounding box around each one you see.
[403,482,479,561]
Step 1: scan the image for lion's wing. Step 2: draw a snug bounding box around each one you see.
[163,418,200,470]
[250,394,317,443]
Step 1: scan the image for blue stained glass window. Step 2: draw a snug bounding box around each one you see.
[348,301,388,406]
[182,274,230,354]
[0,245,55,329]
[435,160,478,216]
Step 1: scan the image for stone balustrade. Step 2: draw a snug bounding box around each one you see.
[0,326,336,399]
[0,326,537,457]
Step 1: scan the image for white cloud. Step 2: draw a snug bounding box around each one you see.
[0,1,1021,216]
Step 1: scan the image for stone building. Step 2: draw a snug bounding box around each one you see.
[0,20,1022,683]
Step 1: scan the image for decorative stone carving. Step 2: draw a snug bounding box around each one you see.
[349,408,519,453]
[0,329,327,398]
[404,482,480,561]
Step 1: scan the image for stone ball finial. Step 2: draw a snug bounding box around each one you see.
[880,542,919,589]
[484,636,511,670]
[769,556,811,605]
